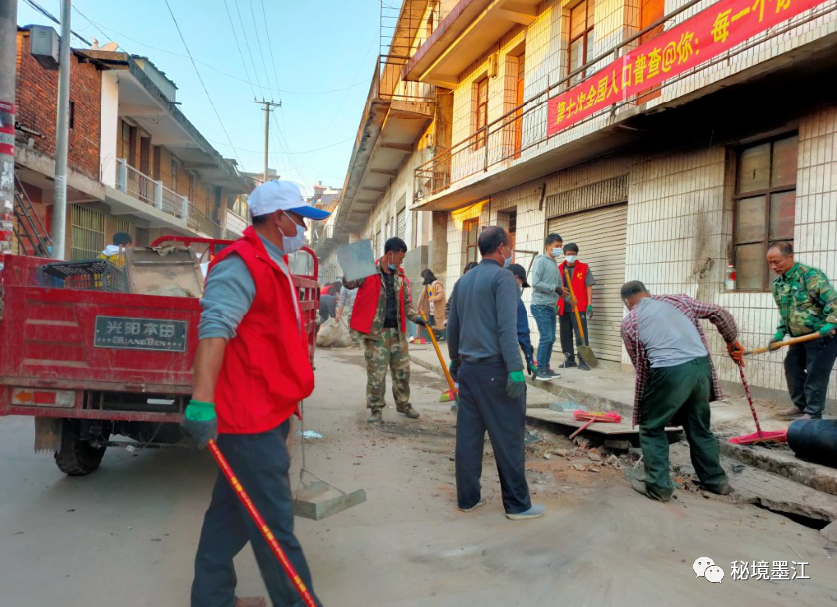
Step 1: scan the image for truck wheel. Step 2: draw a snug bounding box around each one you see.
[54,420,107,476]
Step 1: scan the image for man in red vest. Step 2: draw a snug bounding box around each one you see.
[558,242,596,371]
[344,237,427,423]
[182,180,328,607]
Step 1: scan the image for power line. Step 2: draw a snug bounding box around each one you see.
[246,0,278,94]
[163,0,245,170]
[22,0,91,46]
[220,0,258,100]
[259,0,283,100]
[232,0,266,94]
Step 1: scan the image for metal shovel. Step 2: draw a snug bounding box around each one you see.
[564,269,598,368]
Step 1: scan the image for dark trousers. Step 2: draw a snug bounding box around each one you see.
[192,421,321,607]
[456,361,532,514]
[639,357,727,500]
[530,304,557,369]
[559,311,588,361]
[428,314,446,340]
[785,335,837,418]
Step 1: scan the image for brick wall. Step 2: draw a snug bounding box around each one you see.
[15,30,101,180]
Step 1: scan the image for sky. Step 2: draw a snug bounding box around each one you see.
[16,0,386,194]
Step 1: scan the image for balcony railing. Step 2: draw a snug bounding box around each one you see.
[116,159,188,220]
[374,55,435,104]
[414,0,837,201]
[188,202,220,238]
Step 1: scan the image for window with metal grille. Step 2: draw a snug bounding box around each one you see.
[71,205,106,260]
[375,231,382,257]
[569,0,595,85]
[474,77,489,150]
[464,218,480,265]
[733,133,798,291]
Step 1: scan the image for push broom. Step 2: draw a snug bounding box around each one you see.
[207,439,318,607]
[729,332,823,445]
[419,311,460,411]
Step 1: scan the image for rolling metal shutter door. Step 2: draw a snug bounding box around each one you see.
[547,204,627,363]
[396,209,406,240]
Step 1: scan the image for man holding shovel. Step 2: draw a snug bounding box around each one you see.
[620,281,745,502]
[558,243,595,370]
[343,237,427,423]
[767,241,837,420]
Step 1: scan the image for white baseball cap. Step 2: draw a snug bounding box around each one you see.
[248,180,331,220]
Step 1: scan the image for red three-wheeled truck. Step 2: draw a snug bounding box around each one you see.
[0,237,320,475]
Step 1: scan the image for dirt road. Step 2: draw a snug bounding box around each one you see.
[1,348,835,606]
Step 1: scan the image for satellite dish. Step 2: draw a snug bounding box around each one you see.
[100,42,119,52]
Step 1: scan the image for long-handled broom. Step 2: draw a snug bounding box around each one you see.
[207,439,318,607]
[419,311,460,412]
[728,362,787,445]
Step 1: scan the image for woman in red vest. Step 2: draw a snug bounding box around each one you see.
[182,180,329,607]
[557,242,596,371]
[344,237,428,423]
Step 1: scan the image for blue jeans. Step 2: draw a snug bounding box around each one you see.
[530,304,557,370]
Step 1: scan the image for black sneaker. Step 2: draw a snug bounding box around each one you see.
[544,368,561,378]
[560,359,577,368]
[578,361,591,371]
[535,369,555,381]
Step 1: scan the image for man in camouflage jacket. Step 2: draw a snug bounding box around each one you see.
[344,237,427,422]
[767,241,837,419]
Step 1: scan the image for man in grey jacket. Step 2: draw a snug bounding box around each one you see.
[529,233,567,381]
[447,226,544,521]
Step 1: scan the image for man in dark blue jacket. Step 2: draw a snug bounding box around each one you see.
[508,264,540,379]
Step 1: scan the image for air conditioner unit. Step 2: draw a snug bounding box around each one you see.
[30,25,60,70]
[488,53,499,79]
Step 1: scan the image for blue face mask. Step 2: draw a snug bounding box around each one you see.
[388,264,396,271]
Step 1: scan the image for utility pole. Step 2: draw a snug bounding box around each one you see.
[255,99,281,183]
[0,1,18,260]
[51,0,72,259]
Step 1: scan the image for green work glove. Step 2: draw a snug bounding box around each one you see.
[819,323,837,344]
[449,358,461,382]
[526,359,537,378]
[506,371,527,400]
[586,305,593,319]
[768,331,785,351]
[414,316,428,327]
[182,399,217,449]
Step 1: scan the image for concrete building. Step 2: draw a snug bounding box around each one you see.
[323,0,837,407]
[12,25,250,257]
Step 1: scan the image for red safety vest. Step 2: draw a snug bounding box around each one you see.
[350,263,408,334]
[207,227,314,434]
[557,261,590,315]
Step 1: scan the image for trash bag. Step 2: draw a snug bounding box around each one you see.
[317,318,353,348]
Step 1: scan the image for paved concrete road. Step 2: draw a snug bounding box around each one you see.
[2,348,836,607]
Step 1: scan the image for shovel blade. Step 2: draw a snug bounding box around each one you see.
[293,481,367,521]
[578,345,599,368]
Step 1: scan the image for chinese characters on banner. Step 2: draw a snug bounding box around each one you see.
[547,0,828,135]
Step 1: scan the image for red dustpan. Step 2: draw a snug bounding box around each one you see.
[728,362,787,445]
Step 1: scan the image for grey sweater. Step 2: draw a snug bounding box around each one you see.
[529,254,563,306]
[447,259,523,372]
[199,235,293,340]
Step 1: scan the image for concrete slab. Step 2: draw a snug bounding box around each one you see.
[720,442,837,497]
[670,444,837,524]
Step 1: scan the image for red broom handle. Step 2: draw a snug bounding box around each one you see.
[207,439,317,607]
[736,363,763,438]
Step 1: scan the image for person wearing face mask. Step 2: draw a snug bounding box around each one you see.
[557,243,595,371]
[447,227,544,520]
[182,180,328,607]
[528,234,568,381]
[342,237,427,423]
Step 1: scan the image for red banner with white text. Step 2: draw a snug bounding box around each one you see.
[547,0,828,136]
